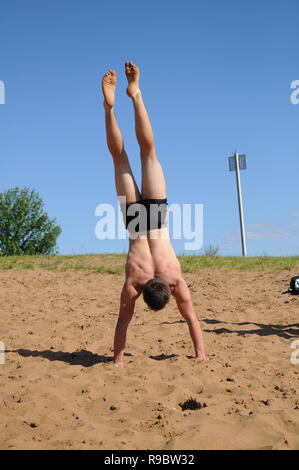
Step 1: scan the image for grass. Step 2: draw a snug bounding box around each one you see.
[0,253,299,273]
[179,254,299,272]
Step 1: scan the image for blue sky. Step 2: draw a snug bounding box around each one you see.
[0,0,298,256]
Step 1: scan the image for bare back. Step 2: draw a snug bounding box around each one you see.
[125,227,182,294]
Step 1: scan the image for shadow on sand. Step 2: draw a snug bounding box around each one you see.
[203,319,299,340]
[6,348,132,367]
[149,353,178,361]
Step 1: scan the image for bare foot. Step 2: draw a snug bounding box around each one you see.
[102,70,117,108]
[125,61,140,98]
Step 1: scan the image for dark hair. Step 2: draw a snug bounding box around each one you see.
[143,278,171,311]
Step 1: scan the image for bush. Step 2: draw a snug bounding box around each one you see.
[0,187,61,255]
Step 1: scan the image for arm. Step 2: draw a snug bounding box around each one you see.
[173,278,207,361]
[113,281,140,365]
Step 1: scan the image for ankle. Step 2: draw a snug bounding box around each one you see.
[103,101,114,112]
[131,88,142,103]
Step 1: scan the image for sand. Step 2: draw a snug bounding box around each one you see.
[0,267,299,450]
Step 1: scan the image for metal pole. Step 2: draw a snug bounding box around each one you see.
[234,152,247,257]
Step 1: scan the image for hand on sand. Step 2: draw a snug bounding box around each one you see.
[195,353,208,362]
[114,361,124,368]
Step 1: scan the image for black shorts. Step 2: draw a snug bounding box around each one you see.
[122,198,168,232]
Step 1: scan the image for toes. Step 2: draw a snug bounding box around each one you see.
[125,64,137,74]
[103,70,116,83]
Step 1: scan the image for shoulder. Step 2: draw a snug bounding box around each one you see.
[121,280,141,304]
[172,277,191,301]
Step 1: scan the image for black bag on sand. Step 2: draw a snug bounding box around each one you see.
[289,276,299,294]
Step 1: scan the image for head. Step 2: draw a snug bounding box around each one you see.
[143,278,171,311]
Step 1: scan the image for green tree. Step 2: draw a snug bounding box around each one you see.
[0,187,61,255]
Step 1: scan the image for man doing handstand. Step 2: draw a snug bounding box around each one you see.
[101,61,206,365]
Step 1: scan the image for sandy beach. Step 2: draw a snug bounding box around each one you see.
[1,263,299,450]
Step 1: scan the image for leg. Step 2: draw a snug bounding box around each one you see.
[105,106,140,202]
[125,62,166,200]
[102,70,141,203]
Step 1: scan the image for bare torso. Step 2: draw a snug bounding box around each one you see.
[118,227,206,362]
[125,227,182,295]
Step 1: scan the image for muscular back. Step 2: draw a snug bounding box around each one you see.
[125,227,182,294]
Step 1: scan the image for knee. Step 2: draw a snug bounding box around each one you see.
[113,149,129,165]
[140,147,157,161]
